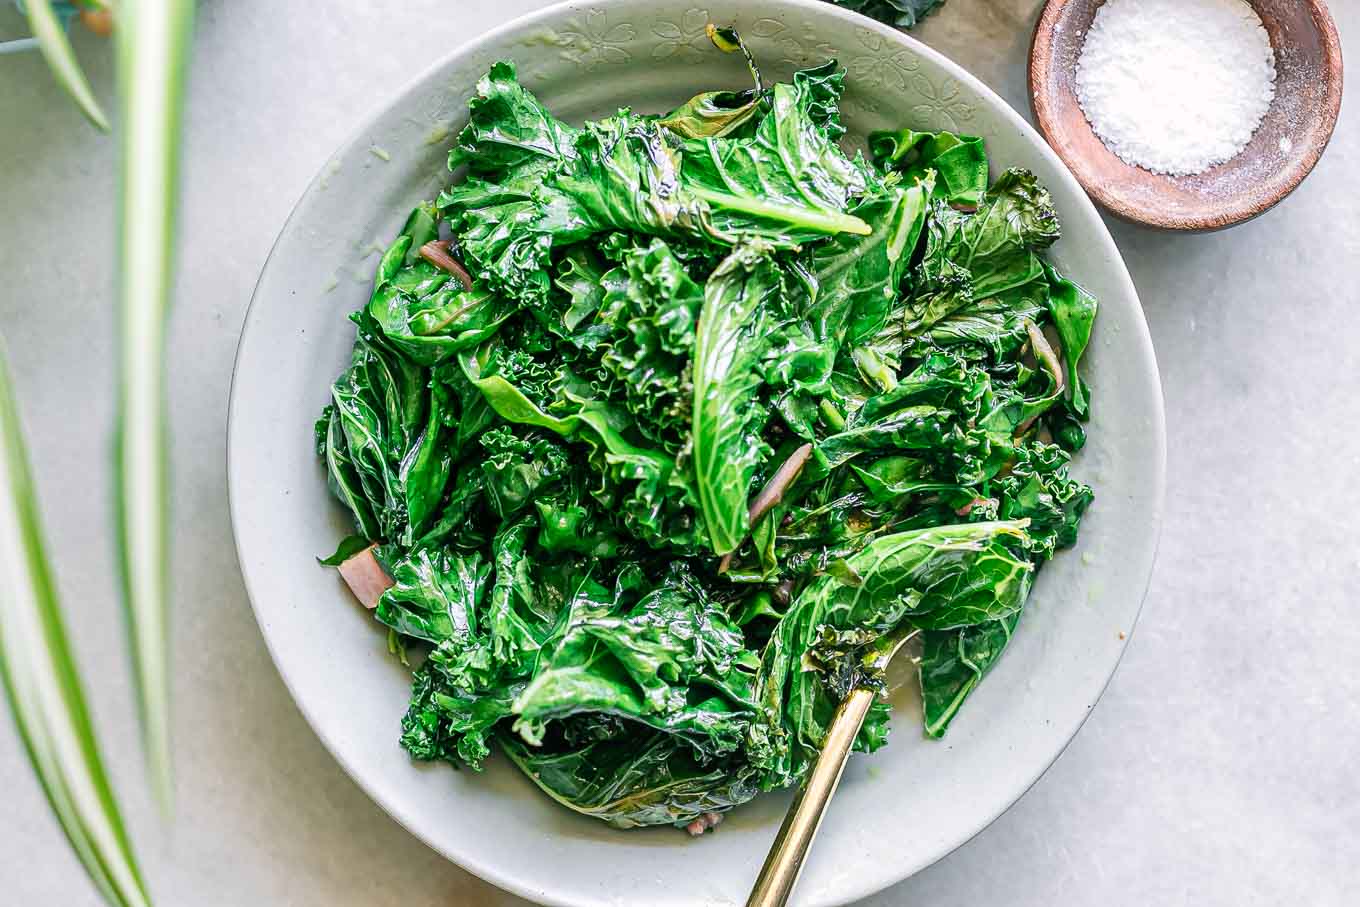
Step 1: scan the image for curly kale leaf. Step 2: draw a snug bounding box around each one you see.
[374,548,489,645]
[326,318,454,544]
[365,211,511,365]
[459,345,706,550]
[823,182,933,348]
[916,167,1061,304]
[478,427,572,519]
[995,442,1094,560]
[448,61,579,174]
[512,565,757,748]
[596,240,703,452]
[815,352,996,474]
[440,66,875,308]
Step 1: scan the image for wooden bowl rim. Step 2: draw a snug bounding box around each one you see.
[1029,0,1344,231]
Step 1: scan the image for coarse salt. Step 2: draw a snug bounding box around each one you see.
[1075,0,1276,176]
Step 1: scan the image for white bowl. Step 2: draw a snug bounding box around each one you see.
[228,1,1166,904]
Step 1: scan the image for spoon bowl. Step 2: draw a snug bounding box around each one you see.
[1029,0,1343,231]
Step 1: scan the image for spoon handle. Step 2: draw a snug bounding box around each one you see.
[745,686,878,907]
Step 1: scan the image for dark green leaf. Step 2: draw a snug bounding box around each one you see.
[375,548,489,645]
[871,128,988,206]
[680,81,874,243]
[756,520,1032,784]
[919,611,1019,738]
[917,168,1061,304]
[1044,263,1098,419]
[317,535,371,566]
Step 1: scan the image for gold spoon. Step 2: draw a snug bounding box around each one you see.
[745,625,919,907]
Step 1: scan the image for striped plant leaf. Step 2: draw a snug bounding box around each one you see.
[0,344,151,907]
[114,0,196,812]
[23,0,110,130]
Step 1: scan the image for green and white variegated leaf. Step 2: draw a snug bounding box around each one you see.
[114,0,196,811]
[24,0,110,130]
[0,345,151,907]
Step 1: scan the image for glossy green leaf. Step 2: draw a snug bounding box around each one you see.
[822,182,931,347]
[375,548,488,645]
[681,81,874,242]
[916,167,1061,305]
[692,245,780,555]
[317,535,371,566]
[1044,263,1099,419]
[870,128,987,206]
[756,520,1031,784]
[919,611,1018,738]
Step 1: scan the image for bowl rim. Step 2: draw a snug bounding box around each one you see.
[227,1,1168,904]
[1028,0,1345,231]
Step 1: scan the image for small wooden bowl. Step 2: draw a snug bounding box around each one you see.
[1030,0,1343,231]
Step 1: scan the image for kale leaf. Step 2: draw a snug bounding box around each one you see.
[317,40,1097,832]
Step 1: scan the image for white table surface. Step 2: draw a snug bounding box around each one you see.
[2,1,1356,904]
